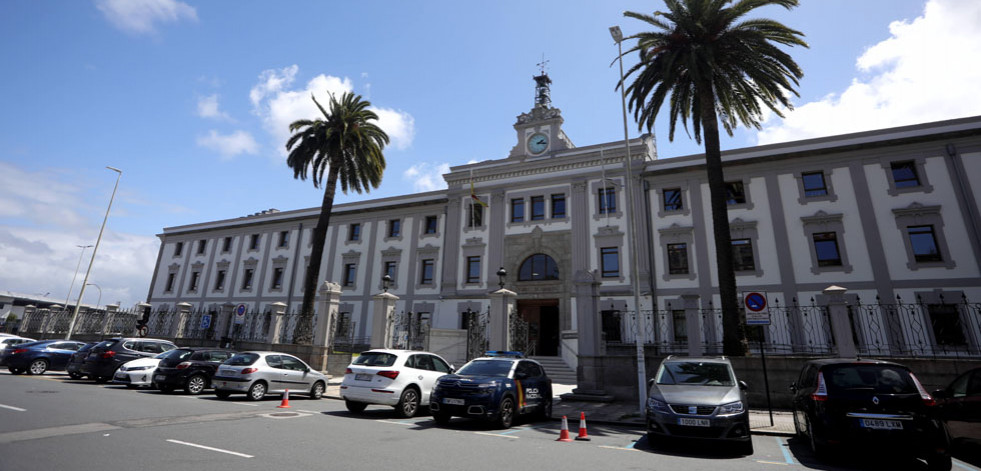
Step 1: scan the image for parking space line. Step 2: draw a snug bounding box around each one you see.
[474,431,520,439]
[756,461,790,466]
[954,461,980,471]
[376,420,414,425]
[0,404,26,412]
[776,437,795,465]
[230,402,259,407]
[166,439,254,458]
[497,425,546,435]
[599,445,638,452]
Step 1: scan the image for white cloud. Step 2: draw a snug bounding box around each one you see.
[756,0,981,144]
[196,130,259,158]
[249,65,415,155]
[403,163,450,192]
[197,94,231,120]
[95,0,197,35]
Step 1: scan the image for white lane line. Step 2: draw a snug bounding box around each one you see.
[0,404,26,412]
[230,402,259,407]
[954,460,980,471]
[474,431,520,439]
[599,445,638,452]
[166,439,254,458]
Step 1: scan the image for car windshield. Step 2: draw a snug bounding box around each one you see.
[224,353,260,366]
[352,352,398,367]
[456,359,513,377]
[825,364,916,394]
[657,361,735,386]
[93,340,118,350]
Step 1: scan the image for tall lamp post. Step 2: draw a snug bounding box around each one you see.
[497,267,508,351]
[64,244,93,311]
[610,25,648,414]
[67,166,122,340]
[86,283,102,311]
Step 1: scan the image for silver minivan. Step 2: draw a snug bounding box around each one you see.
[212,351,327,401]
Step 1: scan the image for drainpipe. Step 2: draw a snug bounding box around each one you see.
[286,223,303,311]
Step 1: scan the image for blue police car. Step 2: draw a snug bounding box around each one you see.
[429,352,552,429]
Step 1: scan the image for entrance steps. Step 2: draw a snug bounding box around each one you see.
[529,356,576,385]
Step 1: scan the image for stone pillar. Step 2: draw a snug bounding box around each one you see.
[173,302,192,338]
[314,281,342,347]
[488,288,516,351]
[38,308,52,334]
[370,292,399,349]
[266,302,287,344]
[572,269,607,395]
[683,294,703,357]
[824,285,857,358]
[101,304,119,336]
[22,305,37,335]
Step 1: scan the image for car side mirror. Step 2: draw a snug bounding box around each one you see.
[449,367,456,374]
[789,382,798,392]
[647,378,656,389]
[739,380,749,391]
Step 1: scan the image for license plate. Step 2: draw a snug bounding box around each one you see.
[860,419,902,430]
[355,373,373,381]
[154,375,165,381]
[678,417,710,427]
[443,398,465,405]
[219,381,227,388]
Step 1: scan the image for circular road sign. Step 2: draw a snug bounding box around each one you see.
[234,304,247,324]
[744,292,767,312]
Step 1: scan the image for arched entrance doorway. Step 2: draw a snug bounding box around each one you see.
[516,299,560,356]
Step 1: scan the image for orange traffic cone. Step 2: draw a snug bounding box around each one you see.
[556,415,573,442]
[575,412,591,441]
[277,389,291,408]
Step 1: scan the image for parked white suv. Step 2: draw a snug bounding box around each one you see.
[341,349,454,418]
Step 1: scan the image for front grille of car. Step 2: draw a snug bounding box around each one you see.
[669,404,717,415]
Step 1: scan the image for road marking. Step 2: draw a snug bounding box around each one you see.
[756,461,790,466]
[0,404,26,412]
[166,439,254,458]
[377,420,414,426]
[498,425,546,435]
[954,461,980,471]
[474,431,520,439]
[0,423,120,444]
[230,402,259,407]
[297,410,319,414]
[599,445,638,452]
[776,437,795,465]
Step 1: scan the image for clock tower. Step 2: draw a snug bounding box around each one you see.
[508,69,574,159]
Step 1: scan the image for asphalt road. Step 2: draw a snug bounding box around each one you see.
[0,371,976,471]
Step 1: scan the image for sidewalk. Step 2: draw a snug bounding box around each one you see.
[325,377,795,436]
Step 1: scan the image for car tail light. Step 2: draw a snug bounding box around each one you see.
[345,368,352,375]
[101,351,116,359]
[377,370,399,380]
[909,372,936,406]
[811,372,829,402]
[12,348,27,355]
[241,367,258,374]
[176,362,192,370]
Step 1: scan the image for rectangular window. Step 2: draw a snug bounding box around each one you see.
[343,264,356,286]
[165,273,175,292]
[511,199,525,223]
[930,303,966,346]
[388,219,401,237]
[222,237,232,253]
[725,181,747,205]
[242,268,254,290]
[663,188,683,211]
[600,247,620,278]
[425,216,438,234]
[813,232,842,266]
[467,204,484,228]
[731,239,756,271]
[189,271,200,291]
[272,267,284,289]
[466,256,481,284]
[672,310,687,343]
[598,188,616,214]
[667,243,689,275]
[278,231,289,248]
[174,242,183,257]
[349,223,361,241]
[601,310,622,342]
[530,196,545,220]
[214,270,226,290]
[249,234,260,250]
[551,194,566,219]
[197,240,206,255]
[891,161,920,188]
[908,225,942,262]
[384,261,397,281]
[802,172,828,197]
[421,259,434,284]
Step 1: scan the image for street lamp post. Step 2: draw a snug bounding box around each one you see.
[497,267,509,351]
[610,25,649,415]
[67,166,122,340]
[86,283,102,311]
[64,244,93,311]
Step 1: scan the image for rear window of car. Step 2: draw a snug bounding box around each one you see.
[823,364,916,394]
[656,361,735,386]
[456,359,514,377]
[93,340,118,351]
[225,353,260,366]
[79,343,97,353]
[353,352,398,367]
[161,349,193,361]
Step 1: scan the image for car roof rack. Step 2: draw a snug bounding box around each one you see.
[484,351,524,358]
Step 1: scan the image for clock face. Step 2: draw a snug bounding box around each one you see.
[527,132,549,154]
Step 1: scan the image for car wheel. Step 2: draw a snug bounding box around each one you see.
[246,382,266,401]
[432,411,451,425]
[807,420,827,459]
[926,452,952,471]
[345,399,367,413]
[8,367,24,374]
[537,398,552,420]
[215,390,231,399]
[159,385,175,393]
[185,374,207,395]
[738,439,754,456]
[793,410,803,437]
[28,359,49,375]
[495,396,515,429]
[396,387,420,418]
[67,372,83,380]
[309,381,325,400]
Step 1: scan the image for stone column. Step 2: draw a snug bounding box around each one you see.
[683,294,703,357]
[38,308,52,334]
[173,302,192,338]
[488,288,516,351]
[266,302,287,344]
[101,304,119,337]
[824,285,857,358]
[21,305,37,335]
[571,270,610,397]
[370,292,399,349]
[314,281,342,347]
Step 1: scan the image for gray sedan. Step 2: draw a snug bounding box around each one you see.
[212,351,327,401]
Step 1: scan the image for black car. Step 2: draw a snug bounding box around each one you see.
[933,366,981,465]
[790,358,951,470]
[80,337,177,383]
[153,348,236,395]
[429,352,551,429]
[66,342,98,379]
[4,340,87,375]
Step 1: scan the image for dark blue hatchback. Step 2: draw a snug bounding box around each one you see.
[430,353,552,429]
[5,340,87,375]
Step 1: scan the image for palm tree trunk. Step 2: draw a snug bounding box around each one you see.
[294,165,340,344]
[697,80,746,356]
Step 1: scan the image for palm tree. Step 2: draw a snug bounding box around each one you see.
[286,91,389,343]
[620,0,807,355]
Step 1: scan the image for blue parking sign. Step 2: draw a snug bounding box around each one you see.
[200,313,212,330]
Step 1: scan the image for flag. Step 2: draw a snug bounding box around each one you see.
[470,176,488,207]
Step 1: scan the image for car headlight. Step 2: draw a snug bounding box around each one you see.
[647,397,670,413]
[718,401,744,416]
[126,366,150,371]
[477,381,499,388]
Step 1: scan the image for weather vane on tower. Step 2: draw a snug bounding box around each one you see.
[534,53,552,108]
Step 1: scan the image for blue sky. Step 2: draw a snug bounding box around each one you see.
[1,0,979,309]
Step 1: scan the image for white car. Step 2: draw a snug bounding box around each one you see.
[341,349,454,418]
[113,352,167,388]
